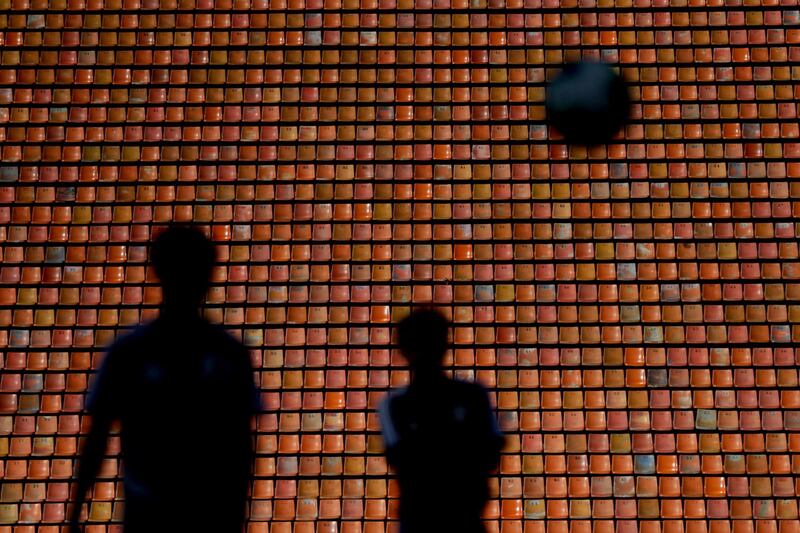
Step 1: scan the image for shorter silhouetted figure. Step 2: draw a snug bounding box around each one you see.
[69,225,260,533]
[378,309,505,533]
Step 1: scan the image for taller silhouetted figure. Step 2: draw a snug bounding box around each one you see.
[378,309,505,533]
[69,225,260,533]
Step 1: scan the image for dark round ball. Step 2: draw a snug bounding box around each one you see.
[545,61,631,146]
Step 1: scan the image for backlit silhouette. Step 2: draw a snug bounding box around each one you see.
[69,225,260,533]
[378,309,505,533]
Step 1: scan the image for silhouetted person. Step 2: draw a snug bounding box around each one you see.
[378,309,505,533]
[69,225,260,533]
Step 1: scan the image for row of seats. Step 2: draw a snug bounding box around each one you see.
[2,152,797,165]
[3,325,800,347]
[0,163,797,179]
[5,366,800,388]
[4,502,800,524]
[2,346,796,365]
[0,519,795,533]
[0,4,790,28]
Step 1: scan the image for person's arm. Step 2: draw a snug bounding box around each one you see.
[243,345,261,504]
[477,386,505,471]
[68,348,120,532]
[377,393,401,467]
[68,413,112,531]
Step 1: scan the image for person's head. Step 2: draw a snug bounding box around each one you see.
[150,224,216,312]
[397,308,449,376]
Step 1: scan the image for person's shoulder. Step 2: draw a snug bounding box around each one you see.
[211,321,247,346]
[204,321,251,360]
[450,377,490,401]
[106,321,157,356]
[96,322,158,377]
[380,385,409,409]
[450,376,486,392]
[383,385,410,402]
